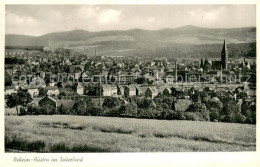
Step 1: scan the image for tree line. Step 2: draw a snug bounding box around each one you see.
[6,88,256,124]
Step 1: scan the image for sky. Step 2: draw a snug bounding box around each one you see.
[6,5,256,36]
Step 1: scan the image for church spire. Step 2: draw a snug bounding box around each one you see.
[221,39,228,70]
[222,39,228,54]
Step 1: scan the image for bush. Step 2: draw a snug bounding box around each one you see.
[220,100,241,123]
[103,97,122,109]
[57,105,70,115]
[121,104,138,117]
[138,108,162,118]
[19,107,27,116]
[137,98,153,109]
[87,106,103,116]
[172,110,186,120]
[209,108,219,122]
[27,106,39,115]
[186,103,210,121]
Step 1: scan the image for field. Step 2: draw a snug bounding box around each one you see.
[5,115,256,152]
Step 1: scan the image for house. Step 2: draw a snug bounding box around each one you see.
[49,81,56,87]
[38,96,57,108]
[76,83,84,95]
[136,86,148,96]
[124,85,136,97]
[172,99,192,112]
[163,87,172,96]
[5,86,17,96]
[28,84,39,97]
[57,99,75,110]
[145,87,159,99]
[45,86,59,96]
[96,84,118,97]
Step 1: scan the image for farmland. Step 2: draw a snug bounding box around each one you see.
[5,115,256,152]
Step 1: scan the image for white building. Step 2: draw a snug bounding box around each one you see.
[5,86,17,96]
[45,86,59,96]
[28,85,39,97]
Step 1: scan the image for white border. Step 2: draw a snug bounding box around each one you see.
[0,1,259,167]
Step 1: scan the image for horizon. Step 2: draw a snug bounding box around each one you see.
[6,5,256,36]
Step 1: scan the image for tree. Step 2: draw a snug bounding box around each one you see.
[137,98,153,109]
[135,77,146,84]
[103,97,121,108]
[87,106,103,116]
[42,104,56,115]
[39,87,47,97]
[6,88,33,115]
[6,94,19,115]
[17,88,33,107]
[57,104,69,115]
[27,105,40,115]
[205,99,223,122]
[245,42,256,58]
[154,95,173,110]
[122,103,138,117]
[237,92,248,100]
[202,60,211,72]
[220,100,244,123]
[186,102,210,121]
[73,96,93,115]
[5,72,12,86]
[241,101,256,124]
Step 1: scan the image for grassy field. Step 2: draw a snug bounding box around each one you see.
[5,115,256,152]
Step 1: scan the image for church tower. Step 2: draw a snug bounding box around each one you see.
[221,40,228,70]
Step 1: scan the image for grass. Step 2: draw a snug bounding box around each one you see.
[5,115,256,152]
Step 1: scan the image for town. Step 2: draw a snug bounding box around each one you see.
[5,40,256,124]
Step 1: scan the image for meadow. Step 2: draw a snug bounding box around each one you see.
[5,115,256,152]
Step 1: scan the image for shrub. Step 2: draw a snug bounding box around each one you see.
[186,103,210,121]
[102,97,122,109]
[209,108,219,122]
[122,104,138,117]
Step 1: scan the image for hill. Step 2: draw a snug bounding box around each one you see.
[5,26,256,58]
[6,25,256,46]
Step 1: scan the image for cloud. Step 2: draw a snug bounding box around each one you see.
[5,5,256,36]
[76,6,122,24]
[98,8,121,24]
[5,11,41,35]
[6,11,39,26]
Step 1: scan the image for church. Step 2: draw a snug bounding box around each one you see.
[201,40,229,71]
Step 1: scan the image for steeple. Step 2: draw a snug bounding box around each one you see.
[222,39,228,54]
[221,39,228,70]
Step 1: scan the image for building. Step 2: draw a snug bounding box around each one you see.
[136,86,148,96]
[45,86,59,96]
[96,84,118,97]
[124,85,136,97]
[38,96,57,108]
[145,87,159,99]
[221,40,229,70]
[76,83,84,95]
[28,84,39,97]
[5,86,17,96]
[211,40,229,70]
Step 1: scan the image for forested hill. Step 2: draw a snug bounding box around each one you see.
[6,25,256,46]
[5,26,256,58]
